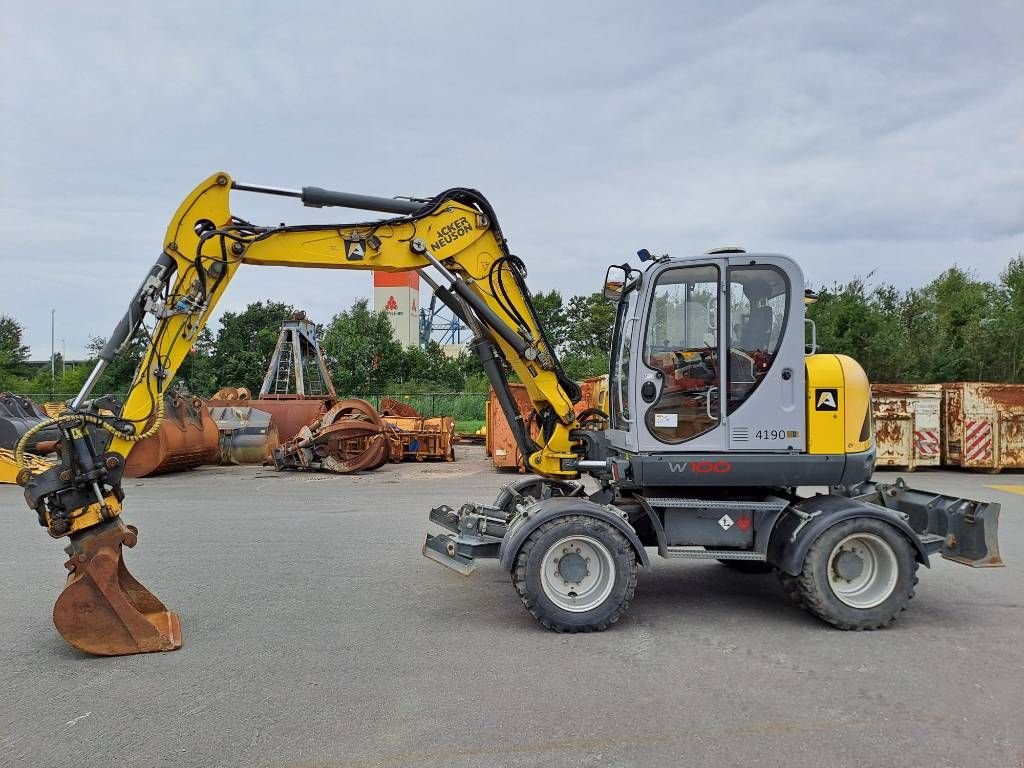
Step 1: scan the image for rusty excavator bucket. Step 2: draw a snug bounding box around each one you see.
[53,519,181,656]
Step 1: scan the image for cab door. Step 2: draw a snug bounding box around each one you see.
[633,261,728,453]
[723,255,806,452]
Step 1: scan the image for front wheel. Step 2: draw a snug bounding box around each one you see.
[494,477,582,518]
[790,518,918,630]
[512,515,638,632]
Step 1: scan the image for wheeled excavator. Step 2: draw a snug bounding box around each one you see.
[12,172,1002,656]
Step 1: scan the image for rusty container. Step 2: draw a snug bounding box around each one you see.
[574,375,610,417]
[123,392,219,477]
[589,374,609,413]
[208,405,280,465]
[871,384,942,470]
[486,384,539,471]
[942,383,1024,471]
[576,379,596,417]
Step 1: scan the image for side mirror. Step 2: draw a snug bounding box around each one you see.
[603,265,627,302]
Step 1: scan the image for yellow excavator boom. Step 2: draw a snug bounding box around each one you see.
[17,172,584,655]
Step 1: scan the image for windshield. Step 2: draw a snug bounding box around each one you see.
[609,284,639,430]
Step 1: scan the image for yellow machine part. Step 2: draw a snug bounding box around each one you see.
[1,448,54,484]
[805,354,873,455]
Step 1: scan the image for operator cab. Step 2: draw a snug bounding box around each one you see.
[604,252,806,456]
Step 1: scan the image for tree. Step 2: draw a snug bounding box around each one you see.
[322,299,405,394]
[208,301,294,393]
[0,314,30,380]
[399,341,466,391]
[918,267,1000,382]
[530,289,568,347]
[560,292,616,379]
[807,279,913,383]
[180,327,218,395]
[987,255,1024,381]
[85,329,149,396]
[807,262,1023,385]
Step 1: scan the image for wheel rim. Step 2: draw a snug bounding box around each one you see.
[540,535,616,612]
[827,533,899,609]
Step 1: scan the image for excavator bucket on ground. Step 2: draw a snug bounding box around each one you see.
[0,392,61,452]
[52,519,181,656]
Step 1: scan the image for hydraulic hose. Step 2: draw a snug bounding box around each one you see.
[14,400,166,470]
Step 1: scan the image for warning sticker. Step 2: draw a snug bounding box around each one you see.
[718,514,734,531]
[654,413,678,428]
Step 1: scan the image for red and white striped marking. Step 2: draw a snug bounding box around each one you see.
[914,429,940,457]
[965,420,993,463]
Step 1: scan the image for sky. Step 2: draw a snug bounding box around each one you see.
[1,1,1021,359]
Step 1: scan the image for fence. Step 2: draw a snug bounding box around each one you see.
[345,393,487,421]
[16,392,489,422]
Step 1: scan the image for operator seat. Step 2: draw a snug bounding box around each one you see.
[740,305,774,351]
[738,277,775,351]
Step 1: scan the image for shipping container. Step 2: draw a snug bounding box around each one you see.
[488,377,610,471]
[486,383,538,471]
[871,384,942,470]
[942,382,1024,471]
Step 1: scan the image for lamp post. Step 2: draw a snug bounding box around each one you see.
[50,308,55,399]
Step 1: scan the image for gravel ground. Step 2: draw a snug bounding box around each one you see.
[2,445,1021,768]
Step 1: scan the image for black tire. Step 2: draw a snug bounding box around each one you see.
[494,477,581,518]
[512,514,638,633]
[775,569,804,606]
[717,558,774,574]
[791,518,918,630]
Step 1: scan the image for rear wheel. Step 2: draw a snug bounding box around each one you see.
[791,518,917,630]
[512,515,637,632]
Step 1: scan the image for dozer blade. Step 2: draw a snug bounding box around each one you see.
[853,479,1004,568]
[53,519,182,656]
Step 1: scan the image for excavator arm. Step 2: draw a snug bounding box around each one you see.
[17,171,583,655]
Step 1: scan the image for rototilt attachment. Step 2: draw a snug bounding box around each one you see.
[53,519,182,656]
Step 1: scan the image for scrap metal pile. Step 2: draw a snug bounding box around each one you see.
[217,313,457,474]
[1,311,460,483]
[272,397,457,473]
[379,398,456,462]
[272,398,393,473]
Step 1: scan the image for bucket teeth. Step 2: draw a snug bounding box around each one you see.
[52,520,181,656]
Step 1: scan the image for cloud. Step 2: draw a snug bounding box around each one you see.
[1,1,1020,358]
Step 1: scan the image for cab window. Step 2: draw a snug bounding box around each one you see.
[642,265,720,443]
[727,266,788,413]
